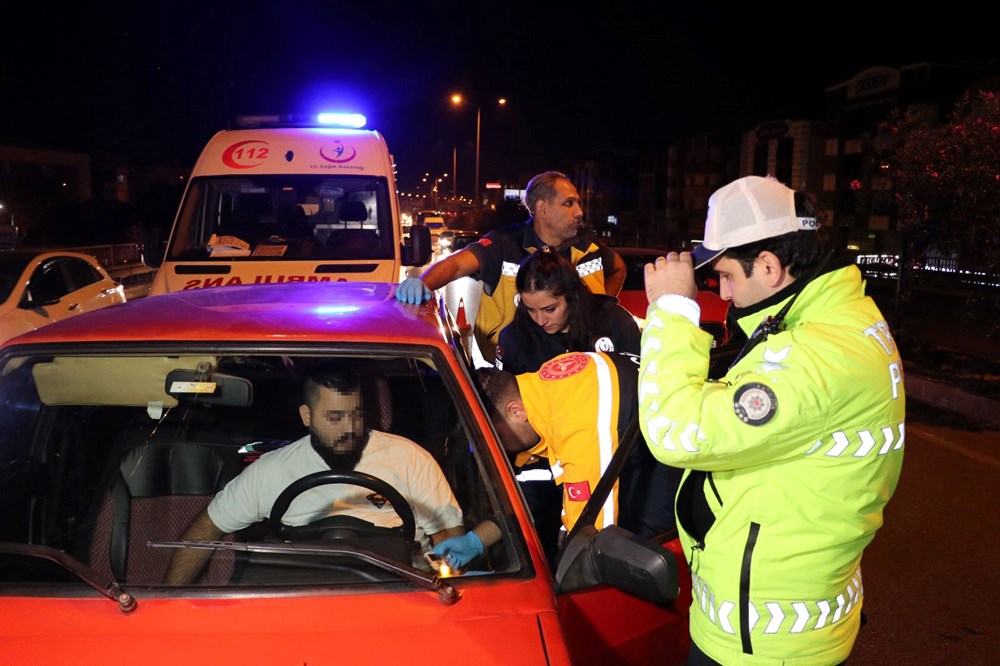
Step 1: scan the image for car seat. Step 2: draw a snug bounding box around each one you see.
[85,438,243,585]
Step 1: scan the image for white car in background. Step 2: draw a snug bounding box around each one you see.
[0,249,126,343]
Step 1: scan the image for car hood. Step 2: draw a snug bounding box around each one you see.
[2,589,564,665]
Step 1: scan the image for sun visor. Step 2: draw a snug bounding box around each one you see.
[33,356,219,407]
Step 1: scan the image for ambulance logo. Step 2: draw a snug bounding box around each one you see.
[538,352,590,380]
[222,140,270,169]
[320,141,358,163]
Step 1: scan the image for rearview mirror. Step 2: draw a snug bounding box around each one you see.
[164,368,253,407]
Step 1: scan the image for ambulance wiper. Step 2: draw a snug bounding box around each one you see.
[150,540,460,605]
[0,542,137,614]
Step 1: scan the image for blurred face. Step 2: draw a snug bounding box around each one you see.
[493,408,540,455]
[520,289,570,334]
[300,384,367,470]
[535,179,584,246]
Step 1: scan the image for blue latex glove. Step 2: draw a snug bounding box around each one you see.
[396,277,431,304]
[431,532,484,569]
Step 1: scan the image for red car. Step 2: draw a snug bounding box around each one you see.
[611,246,730,347]
[0,281,690,665]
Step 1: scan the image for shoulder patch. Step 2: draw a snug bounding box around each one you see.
[539,352,590,380]
[593,336,614,352]
[733,383,777,425]
[477,237,492,247]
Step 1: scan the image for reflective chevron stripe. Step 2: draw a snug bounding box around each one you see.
[692,567,862,635]
[818,424,905,458]
[501,260,519,277]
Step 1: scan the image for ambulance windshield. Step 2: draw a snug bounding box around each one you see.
[166,175,395,261]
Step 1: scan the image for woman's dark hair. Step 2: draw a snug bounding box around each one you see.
[724,191,828,277]
[513,248,594,349]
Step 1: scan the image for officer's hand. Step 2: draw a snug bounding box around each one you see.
[644,251,698,303]
[396,277,431,304]
[431,532,484,569]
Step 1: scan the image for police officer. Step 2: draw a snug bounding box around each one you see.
[640,176,905,665]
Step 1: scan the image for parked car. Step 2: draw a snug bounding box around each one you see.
[438,230,481,254]
[0,249,126,344]
[0,280,691,665]
[611,246,730,346]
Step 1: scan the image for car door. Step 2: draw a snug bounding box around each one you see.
[59,257,124,312]
[1,257,76,340]
[554,419,692,666]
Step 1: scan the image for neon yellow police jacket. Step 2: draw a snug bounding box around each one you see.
[639,264,905,665]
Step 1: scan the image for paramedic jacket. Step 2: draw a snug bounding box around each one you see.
[465,220,620,364]
[515,351,674,537]
[638,263,905,665]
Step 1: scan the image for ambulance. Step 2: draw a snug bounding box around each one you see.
[149,113,431,295]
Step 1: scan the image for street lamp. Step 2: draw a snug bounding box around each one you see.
[450,93,507,205]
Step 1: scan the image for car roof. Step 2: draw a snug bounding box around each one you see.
[2,282,451,347]
[0,249,102,262]
[610,246,666,259]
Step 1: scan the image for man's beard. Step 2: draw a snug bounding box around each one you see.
[311,430,368,471]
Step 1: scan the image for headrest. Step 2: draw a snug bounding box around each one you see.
[340,201,369,222]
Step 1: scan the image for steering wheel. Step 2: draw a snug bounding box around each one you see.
[268,470,416,545]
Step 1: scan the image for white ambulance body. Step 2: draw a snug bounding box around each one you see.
[149,115,430,295]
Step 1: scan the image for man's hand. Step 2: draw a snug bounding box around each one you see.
[395,277,431,304]
[431,531,484,569]
[644,251,698,303]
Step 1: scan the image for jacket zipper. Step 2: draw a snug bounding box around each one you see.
[740,522,761,654]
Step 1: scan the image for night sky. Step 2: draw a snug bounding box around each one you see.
[3,2,997,192]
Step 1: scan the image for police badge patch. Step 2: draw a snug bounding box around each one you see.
[733,383,777,425]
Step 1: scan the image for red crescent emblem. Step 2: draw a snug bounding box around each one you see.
[565,481,591,501]
[538,352,590,380]
[221,140,269,169]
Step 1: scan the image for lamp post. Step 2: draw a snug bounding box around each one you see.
[450,93,506,205]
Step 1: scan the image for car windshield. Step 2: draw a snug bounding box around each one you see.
[166,175,396,261]
[0,348,525,592]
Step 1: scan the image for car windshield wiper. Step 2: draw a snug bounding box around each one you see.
[150,540,460,605]
[0,542,137,614]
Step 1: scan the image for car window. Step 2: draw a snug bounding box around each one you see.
[26,260,72,303]
[0,350,526,591]
[62,258,103,291]
[167,175,395,261]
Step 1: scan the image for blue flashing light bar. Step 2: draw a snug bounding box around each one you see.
[236,113,367,129]
[317,112,367,128]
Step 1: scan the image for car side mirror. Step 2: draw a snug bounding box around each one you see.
[402,225,432,266]
[554,524,679,604]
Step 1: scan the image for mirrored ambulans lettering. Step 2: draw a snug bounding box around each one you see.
[181,275,339,290]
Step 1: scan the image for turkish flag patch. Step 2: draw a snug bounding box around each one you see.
[565,481,592,502]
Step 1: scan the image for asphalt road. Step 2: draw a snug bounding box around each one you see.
[849,402,1000,665]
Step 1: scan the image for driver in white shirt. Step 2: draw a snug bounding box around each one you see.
[166,360,464,584]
